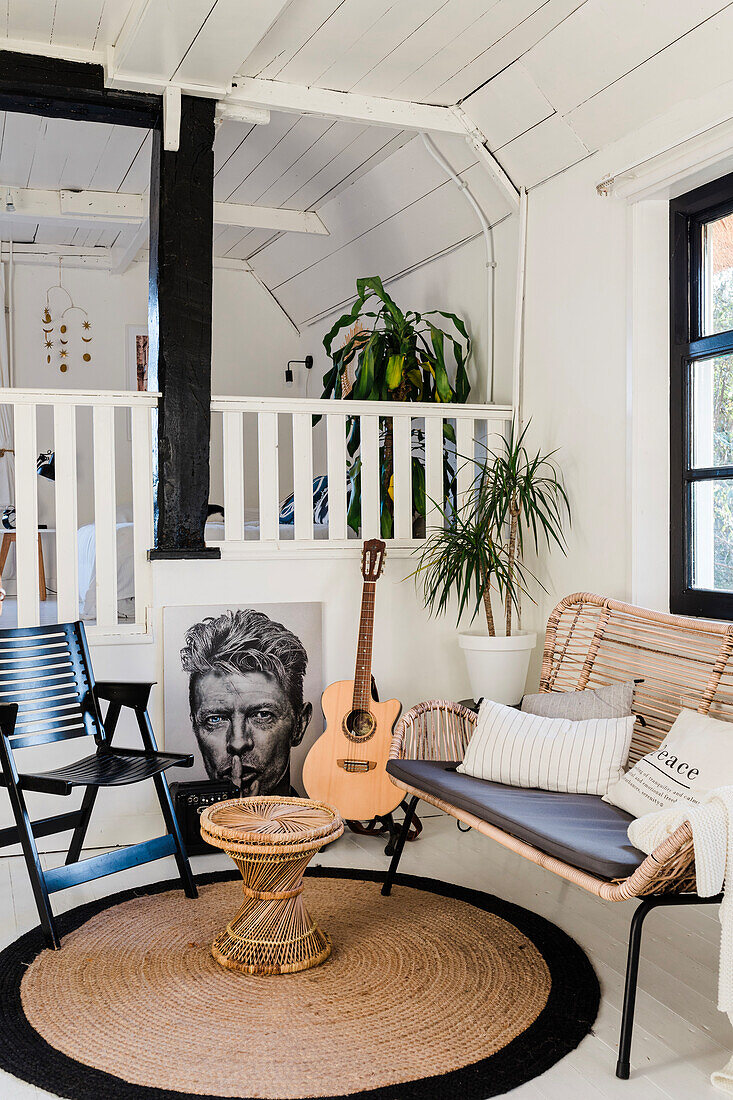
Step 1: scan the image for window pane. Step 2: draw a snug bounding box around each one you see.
[703,212,733,335]
[691,354,733,467]
[691,479,733,591]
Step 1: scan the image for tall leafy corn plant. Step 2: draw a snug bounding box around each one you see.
[320,276,471,536]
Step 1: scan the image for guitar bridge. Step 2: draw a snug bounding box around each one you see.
[337,759,377,773]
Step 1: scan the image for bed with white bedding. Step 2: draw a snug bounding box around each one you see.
[77,511,330,619]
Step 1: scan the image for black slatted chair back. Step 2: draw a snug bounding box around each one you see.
[0,621,103,751]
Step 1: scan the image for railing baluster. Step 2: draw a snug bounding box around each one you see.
[131,404,154,627]
[54,404,79,623]
[13,403,39,627]
[258,411,279,541]
[93,405,117,628]
[455,416,475,511]
[326,413,347,541]
[392,414,412,540]
[360,414,380,538]
[223,410,245,542]
[424,415,444,530]
[292,412,314,541]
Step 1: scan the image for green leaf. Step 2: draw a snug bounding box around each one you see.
[428,325,455,402]
[385,353,405,390]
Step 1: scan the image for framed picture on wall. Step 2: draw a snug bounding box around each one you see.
[125,325,148,439]
[163,603,324,798]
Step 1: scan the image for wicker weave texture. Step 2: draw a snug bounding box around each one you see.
[200,797,343,974]
[388,593,722,900]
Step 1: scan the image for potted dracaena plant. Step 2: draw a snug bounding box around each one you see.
[413,421,571,705]
[320,276,471,536]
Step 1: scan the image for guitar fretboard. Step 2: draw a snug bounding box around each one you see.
[352,580,376,711]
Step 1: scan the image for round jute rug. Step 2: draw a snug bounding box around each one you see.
[0,869,599,1100]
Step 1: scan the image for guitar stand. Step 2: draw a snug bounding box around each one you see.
[346,799,423,856]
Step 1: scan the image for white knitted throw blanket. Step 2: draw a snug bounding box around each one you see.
[628,788,733,1093]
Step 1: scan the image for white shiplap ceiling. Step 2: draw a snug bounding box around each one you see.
[2,0,733,321]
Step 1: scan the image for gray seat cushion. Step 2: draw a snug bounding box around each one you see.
[387,758,646,881]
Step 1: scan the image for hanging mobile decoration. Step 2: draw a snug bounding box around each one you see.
[41,257,93,373]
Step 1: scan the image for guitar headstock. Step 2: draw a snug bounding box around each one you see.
[361,539,386,582]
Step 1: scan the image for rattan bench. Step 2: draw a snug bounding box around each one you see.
[382,592,732,1080]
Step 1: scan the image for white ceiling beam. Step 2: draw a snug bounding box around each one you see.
[3,188,144,223]
[111,220,150,276]
[2,188,327,238]
[215,102,270,126]
[163,86,182,152]
[226,77,467,134]
[0,36,103,66]
[214,202,327,235]
[452,107,520,212]
[597,114,733,201]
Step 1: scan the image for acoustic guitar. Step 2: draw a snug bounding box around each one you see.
[302,539,402,821]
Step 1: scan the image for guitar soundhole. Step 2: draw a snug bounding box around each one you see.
[343,709,376,741]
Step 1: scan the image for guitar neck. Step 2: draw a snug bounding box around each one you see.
[352,579,376,711]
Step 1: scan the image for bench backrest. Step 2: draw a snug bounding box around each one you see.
[541,592,733,763]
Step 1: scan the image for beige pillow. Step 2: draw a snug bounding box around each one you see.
[521,680,635,720]
[457,698,635,796]
[603,708,733,817]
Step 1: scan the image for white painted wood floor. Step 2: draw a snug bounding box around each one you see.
[0,811,726,1100]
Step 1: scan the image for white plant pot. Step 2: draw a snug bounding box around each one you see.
[458,631,537,706]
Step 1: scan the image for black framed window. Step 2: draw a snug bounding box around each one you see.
[671,172,733,618]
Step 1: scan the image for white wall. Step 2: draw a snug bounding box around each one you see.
[520,154,632,653]
[515,95,733,689]
[8,259,307,396]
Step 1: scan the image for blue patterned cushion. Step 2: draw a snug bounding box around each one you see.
[279,475,330,525]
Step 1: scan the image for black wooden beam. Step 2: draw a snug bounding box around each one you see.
[0,51,160,128]
[148,95,219,559]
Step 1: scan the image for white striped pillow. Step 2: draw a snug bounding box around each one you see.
[457,699,635,796]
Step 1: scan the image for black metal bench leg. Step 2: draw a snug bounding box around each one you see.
[381,796,419,897]
[616,897,655,1079]
[616,892,722,1079]
[152,771,197,899]
[65,784,100,865]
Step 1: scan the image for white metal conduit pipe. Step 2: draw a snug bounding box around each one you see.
[419,131,496,402]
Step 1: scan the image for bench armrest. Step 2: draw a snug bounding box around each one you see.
[95,681,155,710]
[390,700,477,763]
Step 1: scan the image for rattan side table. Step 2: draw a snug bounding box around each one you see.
[199,795,343,975]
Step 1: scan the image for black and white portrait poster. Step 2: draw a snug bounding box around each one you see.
[163,603,323,797]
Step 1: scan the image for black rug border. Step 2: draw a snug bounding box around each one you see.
[0,867,600,1100]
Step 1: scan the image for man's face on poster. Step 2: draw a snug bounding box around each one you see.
[190,668,312,796]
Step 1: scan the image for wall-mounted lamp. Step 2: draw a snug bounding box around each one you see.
[285,355,313,387]
[5,191,14,213]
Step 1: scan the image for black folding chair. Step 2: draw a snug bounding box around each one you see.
[0,620,197,949]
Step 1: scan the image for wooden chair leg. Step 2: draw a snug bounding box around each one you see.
[37,534,46,602]
[0,533,12,590]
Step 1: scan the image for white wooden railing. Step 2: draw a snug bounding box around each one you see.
[210,396,513,550]
[3,389,156,634]
[2,390,512,632]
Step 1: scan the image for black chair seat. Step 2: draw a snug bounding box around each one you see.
[20,748,194,796]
